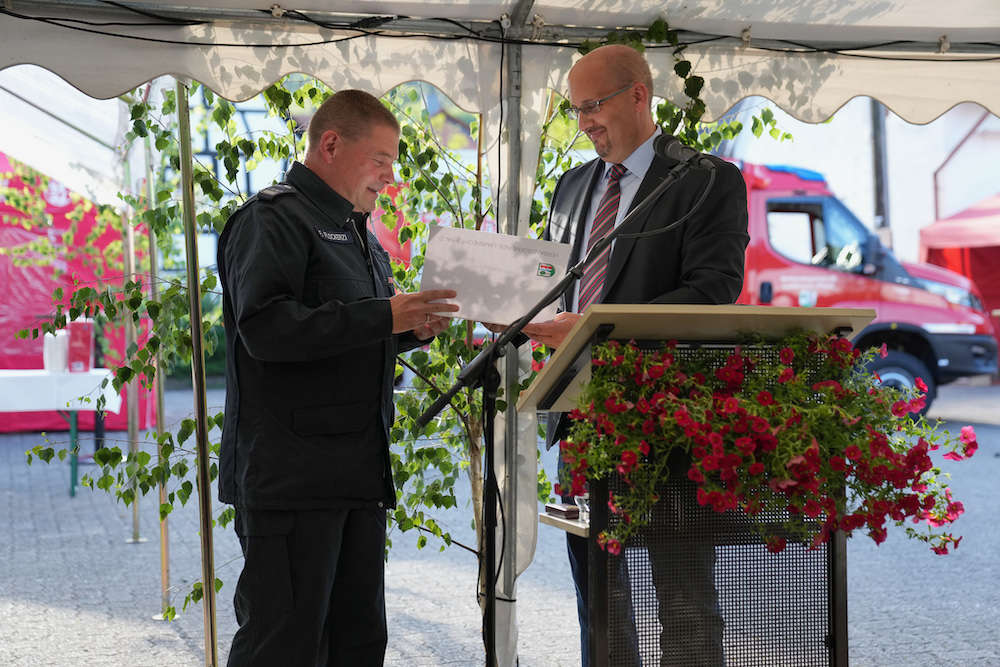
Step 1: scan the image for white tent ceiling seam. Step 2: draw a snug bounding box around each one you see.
[6,3,1000,234]
[3,2,1000,118]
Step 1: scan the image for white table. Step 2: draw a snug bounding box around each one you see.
[0,369,122,496]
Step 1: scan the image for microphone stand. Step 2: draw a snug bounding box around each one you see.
[414,153,700,666]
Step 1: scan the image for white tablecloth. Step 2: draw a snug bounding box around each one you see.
[0,369,122,414]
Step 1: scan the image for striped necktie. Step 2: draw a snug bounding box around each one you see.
[577,163,627,312]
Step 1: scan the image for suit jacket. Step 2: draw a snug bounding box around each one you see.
[543,148,750,448]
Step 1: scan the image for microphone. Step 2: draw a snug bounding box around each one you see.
[654,134,715,170]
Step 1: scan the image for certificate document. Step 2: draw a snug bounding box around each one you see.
[420,226,572,324]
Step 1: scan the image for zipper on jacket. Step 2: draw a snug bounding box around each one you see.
[349,215,379,293]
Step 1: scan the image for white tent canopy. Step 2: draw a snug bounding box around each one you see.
[0,67,127,206]
[4,1,1000,233]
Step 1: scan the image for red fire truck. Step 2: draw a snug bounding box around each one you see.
[736,162,998,410]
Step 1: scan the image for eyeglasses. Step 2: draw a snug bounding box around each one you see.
[566,83,634,120]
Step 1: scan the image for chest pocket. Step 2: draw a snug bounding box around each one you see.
[317,277,373,303]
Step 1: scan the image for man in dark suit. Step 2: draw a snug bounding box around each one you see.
[523,45,749,666]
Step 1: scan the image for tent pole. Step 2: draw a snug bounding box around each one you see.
[498,5,530,664]
[120,158,143,546]
[175,78,219,667]
[141,97,172,619]
[499,5,539,665]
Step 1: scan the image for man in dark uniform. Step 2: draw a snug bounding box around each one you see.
[217,89,458,666]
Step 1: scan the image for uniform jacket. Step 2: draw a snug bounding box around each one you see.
[544,146,750,448]
[217,161,422,509]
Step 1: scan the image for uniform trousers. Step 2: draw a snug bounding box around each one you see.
[227,506,387,667]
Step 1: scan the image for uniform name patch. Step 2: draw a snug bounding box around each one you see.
[316,228,352,244]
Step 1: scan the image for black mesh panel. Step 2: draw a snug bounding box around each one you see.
[594,342,837,667]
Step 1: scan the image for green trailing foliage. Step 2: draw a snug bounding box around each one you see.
[18,22,788,621]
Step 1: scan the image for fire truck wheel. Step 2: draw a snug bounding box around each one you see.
[866,350,937,415]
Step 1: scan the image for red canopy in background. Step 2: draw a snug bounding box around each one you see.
[1,150,154,433]
[920,192,1000,334]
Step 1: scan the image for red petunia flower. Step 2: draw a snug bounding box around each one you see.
[765,535,787,554]
[620,450,638,470]
[960,426,978,457]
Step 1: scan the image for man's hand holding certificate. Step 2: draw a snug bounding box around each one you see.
[420,226,571,325]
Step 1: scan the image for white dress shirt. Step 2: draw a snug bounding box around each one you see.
[572,127,660,312]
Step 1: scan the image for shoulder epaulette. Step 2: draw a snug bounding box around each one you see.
[257,183,297,200]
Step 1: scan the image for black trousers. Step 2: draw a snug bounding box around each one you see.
[227,506,387,667]
[566,508,725,667]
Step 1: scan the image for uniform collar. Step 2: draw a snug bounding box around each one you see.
[286,161,354,226]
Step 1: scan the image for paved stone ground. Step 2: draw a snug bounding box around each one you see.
[2,382,998,666]
[1,387,579,666]
[847,381,1000,667]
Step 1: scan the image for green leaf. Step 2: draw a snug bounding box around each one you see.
[177,418,195,445]
[94,447,113,466]
[683,76,704,99]
[177,480,193,505]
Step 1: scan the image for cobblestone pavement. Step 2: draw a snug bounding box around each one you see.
[1,387,579,667]
[2,382,998,666]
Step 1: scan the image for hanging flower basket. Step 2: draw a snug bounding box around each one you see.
[558,331,977,556]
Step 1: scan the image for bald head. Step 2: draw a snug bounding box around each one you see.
[572,45,654,95]
[567,45,657,164]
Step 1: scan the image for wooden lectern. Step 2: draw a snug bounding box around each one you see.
[520,304,875,667]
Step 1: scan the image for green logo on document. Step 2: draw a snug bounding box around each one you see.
[537,263,555,277]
